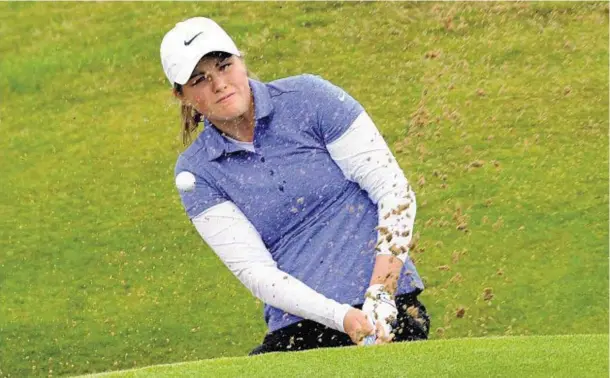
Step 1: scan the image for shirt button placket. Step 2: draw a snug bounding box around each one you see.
[253,130,281,192]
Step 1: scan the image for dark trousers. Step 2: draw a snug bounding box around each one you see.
[249,290,430,355]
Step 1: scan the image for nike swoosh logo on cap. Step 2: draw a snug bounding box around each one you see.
[184,32,203,46]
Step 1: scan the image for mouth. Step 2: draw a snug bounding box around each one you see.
[216,93,235,104]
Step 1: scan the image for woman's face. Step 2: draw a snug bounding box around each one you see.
[178,54,251,123]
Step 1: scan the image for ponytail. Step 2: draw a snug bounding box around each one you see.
[179,102,202,146]
[175,83,202,146]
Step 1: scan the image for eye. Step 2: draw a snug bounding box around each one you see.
[219,62,232,71]
[191,75,207,86]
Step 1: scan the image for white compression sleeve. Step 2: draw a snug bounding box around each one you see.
[326,112,416,263]
[192,201,352,332]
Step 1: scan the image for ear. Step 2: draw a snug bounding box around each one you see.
[173,88,193,108]
[172,88,183,100]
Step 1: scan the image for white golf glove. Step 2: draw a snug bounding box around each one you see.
[362,284,398,341]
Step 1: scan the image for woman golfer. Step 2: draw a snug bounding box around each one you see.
[160,17,430,355]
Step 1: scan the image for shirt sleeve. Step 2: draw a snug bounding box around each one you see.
[192,201,352,332]
[175,156,227,219]
[302,74,365,144]
[326,111,416,263]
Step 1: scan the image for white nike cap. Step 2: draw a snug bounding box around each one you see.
[160,17,240,85]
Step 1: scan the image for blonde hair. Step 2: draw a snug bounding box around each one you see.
[175,52,257,146]
[178,101,202,146]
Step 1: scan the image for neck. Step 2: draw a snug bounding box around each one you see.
[213,95,255,142]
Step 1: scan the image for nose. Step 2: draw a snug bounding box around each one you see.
[212,75,227,93]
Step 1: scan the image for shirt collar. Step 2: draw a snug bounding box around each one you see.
[250,78,274,120]
[201,78,273,161]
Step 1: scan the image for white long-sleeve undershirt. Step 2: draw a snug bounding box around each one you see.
[190,111,415,333]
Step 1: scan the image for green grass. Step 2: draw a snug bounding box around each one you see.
[85,334,609,377]
[0,2,608,377]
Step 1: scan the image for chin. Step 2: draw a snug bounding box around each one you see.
[215,106,247,121]
[212,112,243,122]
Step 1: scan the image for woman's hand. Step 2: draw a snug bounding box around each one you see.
[374,320,394,345]
[343,308,376,345]
[362,284,398,345]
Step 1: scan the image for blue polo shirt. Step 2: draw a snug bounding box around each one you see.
[175,74,424,332]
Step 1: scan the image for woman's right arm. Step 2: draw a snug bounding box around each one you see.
[192,201,352,333]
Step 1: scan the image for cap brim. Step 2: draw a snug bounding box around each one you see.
[173,46,240,85]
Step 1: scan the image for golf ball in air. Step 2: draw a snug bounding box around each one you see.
[176,171,196,192]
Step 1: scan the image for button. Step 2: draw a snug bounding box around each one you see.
[278,185,284,192]
[269,170,274,176]
[260,157,266,163]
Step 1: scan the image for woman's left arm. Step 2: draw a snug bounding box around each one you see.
[326,111,416,293]
[302,75,414,292]
[305,74,413,341]
[326,111,416,342]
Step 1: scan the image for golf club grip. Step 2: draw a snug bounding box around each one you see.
[363,334,376,346]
